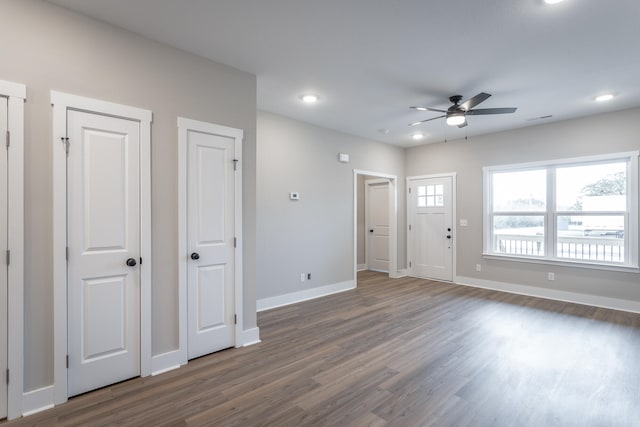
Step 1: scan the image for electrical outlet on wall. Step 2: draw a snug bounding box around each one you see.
[476,264,482,272]
[300,273,305,282]
[307,273,311,280]
[548,272,555,281]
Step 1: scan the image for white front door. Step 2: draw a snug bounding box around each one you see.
[0,97,7,418]
[67,110,141,397]
[408,176,454,281]
[366,180,390,272]
[187,127,235,360]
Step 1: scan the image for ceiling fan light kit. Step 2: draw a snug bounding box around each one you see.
[446,113,466,127]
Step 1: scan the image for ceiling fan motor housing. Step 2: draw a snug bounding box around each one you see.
[449,95,463,105]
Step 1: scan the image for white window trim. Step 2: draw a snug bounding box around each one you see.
[483,151,639,272]
[0,79,26,420]
[51,91,153,406]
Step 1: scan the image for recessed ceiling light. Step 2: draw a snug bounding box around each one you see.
[595,93,614,102]
[301,94,319,104]
[544,0,565,4]
[412,133,424,140]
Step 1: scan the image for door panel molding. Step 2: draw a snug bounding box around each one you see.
[178,117,243,365]
[0,79,25,420]
[406,173,457,282]
[51,91,152,406]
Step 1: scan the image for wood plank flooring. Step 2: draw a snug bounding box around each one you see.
[5,270,640,426]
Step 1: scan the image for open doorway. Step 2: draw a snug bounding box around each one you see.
[353,170,398,286]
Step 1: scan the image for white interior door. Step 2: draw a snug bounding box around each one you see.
[408,176,453,281]
[0,97,8,418]
[187,128,235,360]
[67,110,141,397]
[366,180,390,272]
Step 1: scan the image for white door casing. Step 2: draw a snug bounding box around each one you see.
[178,118,243,363]
[52,91,152,405]
[365,180,390,272]
[353,170,398,283]
[66,110,141,396]
[0,79,25,421]
[407,175,455,282]
[0,96,8,418]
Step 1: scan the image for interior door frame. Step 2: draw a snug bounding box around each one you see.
[353,170,398,284]
[406,173,457,282]
[0,79,25,420]
[177,117,243,366]
[51,91,153,405]
[364,178,390,272]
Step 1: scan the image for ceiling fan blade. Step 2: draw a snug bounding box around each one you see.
[466,107,517,115]
[410,106,447,113]
[457,121,468,129]
[409,115,446,126]
[459,92,491,111]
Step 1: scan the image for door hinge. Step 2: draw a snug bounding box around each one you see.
[408,187,411,194]
[66,355,69,369]
[6,250,9,266]
[140,257,143,265]
[5,130,9,149]
[62,137,70,155]
[233,159,239,171]
[66,246,69,261]
[6,369,9,385]
[234,314,237,325]
[409,224,412,231]
[234,237,237,248]
[409,261,412,268]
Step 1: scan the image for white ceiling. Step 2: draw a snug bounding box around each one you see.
[48,0,640,146]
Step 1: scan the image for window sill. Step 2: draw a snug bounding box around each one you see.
[482,253,640,273]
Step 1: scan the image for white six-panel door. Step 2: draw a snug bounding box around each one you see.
[408,176,454,281]
[366,180,390,272]
[187,127,235,360]
[67,110,141,397]
[0,97,8,418]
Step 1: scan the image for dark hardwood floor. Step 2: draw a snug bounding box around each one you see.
[5,271,640,426]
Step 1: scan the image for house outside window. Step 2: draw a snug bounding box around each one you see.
[483,152,639,271]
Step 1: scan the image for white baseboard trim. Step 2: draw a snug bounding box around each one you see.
[22,385,54,417]
[356,264,367,272]
[240,327,261,347]
[151,349,185,376]
[456,276,640,314]
[257,280,356,312]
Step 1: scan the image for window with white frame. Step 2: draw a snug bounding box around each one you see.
[484,152,639,269]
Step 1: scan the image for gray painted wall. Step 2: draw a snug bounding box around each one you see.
[1,0,257,391]
[257,112,406,300]
[406,107,640,302]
